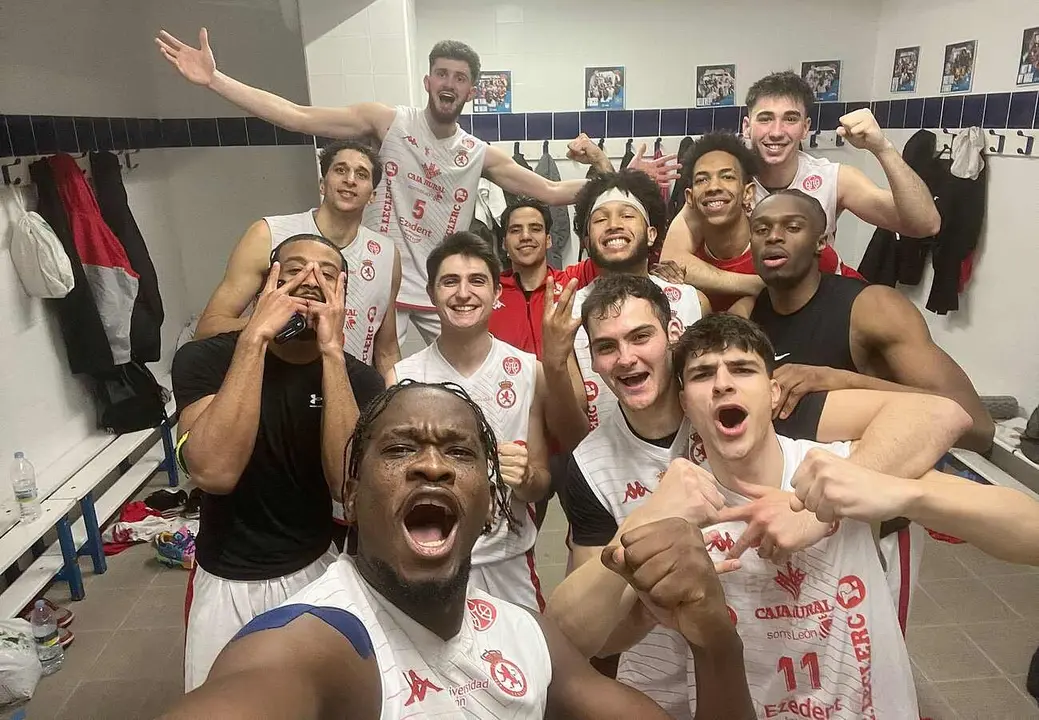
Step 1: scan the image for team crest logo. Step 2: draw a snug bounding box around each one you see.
[454,188,469,203]
[727,606,738,626]
[467,598,497,631]
[496,381,517,409]
[664,286,682,302]
[836,575,866,610]
[385,161,399,177]
[366,238,381,255]
[454,152,470,168]
[584,380,599,402]
[366,306,378,323]
[403,134,419,148]
[422,162,441,179]
[482,650,527,698]
[502,356,522,376]
[774,561,808,600]
[802,174,823,192]
[360,259,376,281]
[462,137,475,150]
[688,431,707,465]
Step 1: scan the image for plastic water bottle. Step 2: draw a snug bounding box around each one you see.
[11,452,41,522]
[30,600,64,675]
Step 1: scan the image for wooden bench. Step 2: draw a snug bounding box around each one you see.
[0,383,179,618]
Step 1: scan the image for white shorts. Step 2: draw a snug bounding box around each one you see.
[469,550,545,612]
[395,307,440,349]
[183,546,338,691]
[878,522,925,634]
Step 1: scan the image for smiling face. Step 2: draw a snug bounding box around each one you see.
[424,58,476,123]
[749,193,827,288]
[319,148,376,214]
[678,346,780,463]
[587,200,654,273]
[430,253,500,331]
[687,150,755,228]
[346,386,492,593]
[503,206,550,269]
[742,94,811,168]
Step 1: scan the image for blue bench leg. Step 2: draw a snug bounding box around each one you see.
[160,421,180,487]
[79,492,107,575]
[55,516,85,601]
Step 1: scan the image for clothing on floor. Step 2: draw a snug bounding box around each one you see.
[534,150,572,269]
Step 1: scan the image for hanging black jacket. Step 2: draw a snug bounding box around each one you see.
[91,151,164,362]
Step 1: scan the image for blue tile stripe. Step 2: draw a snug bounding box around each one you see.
[2,94,1038,158]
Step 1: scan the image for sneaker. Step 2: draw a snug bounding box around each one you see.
[155,527,196,570]
[22,598,74,628]
[183,488,202,520]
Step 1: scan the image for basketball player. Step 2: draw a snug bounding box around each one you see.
[160,382,757,719]
[194,140,401,377]
[387,232,562,611]
[660,71,939,301]
[669,132,862,311]
[156,30,678,347]
[547,277,970,717]
[171,235,385,690]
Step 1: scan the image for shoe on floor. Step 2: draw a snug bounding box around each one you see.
[21,598,74,628]
[59,627,75,649]
[155,527,196,570]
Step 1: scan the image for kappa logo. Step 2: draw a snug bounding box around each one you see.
[403,134,419,148]
[688,431,707,465]
[467,598,497,631]
[482,650,527,698]
[622,481,652,503]
[663,286,682,302]
[707,532,736,553]
[802,174,823,192]
[454,152,470,168]
[422,161,441,179]
[496,381,517,409]
[584,380,599,402]
[360,259,376,281]
[836,575,866,610]
[492,298,504,310]
[309,393,323,408]
[774,561,808,600]
[366,238,381,255]
[403,669,443,706]
[454,188,469,203]
[385,161,399,178]
[502,356,522,376]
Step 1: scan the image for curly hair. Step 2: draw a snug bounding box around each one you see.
[342,380,518,533]
[572,169,667,241]
[681,132,760,188]
[672,314,777,382]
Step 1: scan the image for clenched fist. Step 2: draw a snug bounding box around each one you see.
[498,442,530,491]
[837,108,891,155]
[626,458,727,531]
[790,449,911,523]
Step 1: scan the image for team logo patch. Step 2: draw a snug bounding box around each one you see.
[502,356,522,376]
[454,152,470,168]
[422,162,441,179]
[727,606,738,626]
[403,669,443,706]
[366,238,381,255]
[802,174,823,192]
[664,286,682,302]
[836,575,866,610]
[403,134,419,148]
[360,259,376,281]
[584,380,599,402]
[462,137,475,150]
[385,161,399,177]
[688,431,707,465]
[496,381,517,409]
[774,561,808,601]
[454,188,469,203]
[482,650,527,698]
[366,306,378,323]
[467,598,497,631]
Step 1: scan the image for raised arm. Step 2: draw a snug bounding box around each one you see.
[156,28,395,140]
[195,220,272,340]
[540,277,591,451]
[483,141,611,206]
[836,109,941,237]
[371,248,403,378]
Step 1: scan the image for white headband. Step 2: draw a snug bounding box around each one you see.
[589,187,650,226]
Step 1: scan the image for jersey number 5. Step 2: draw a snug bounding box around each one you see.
[777,652,821,692]
[413,200,426,220]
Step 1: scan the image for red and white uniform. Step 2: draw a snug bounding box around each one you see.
[364,106,487,313]
[394,338,543,610]
[691,436,917,719]
[265,210,394,366]
[572,275,703,432]
[280,556,551,718]
[753,152,841,237]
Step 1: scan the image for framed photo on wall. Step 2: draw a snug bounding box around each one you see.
[473,71,512,114]
[1018,26,1039,86]
[890,46,920,93]
[801,60,842,102]
[941,40,977,93]
[695,64,736,107]
[585,66,625,109]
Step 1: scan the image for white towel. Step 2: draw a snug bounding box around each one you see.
[951,126,985,180]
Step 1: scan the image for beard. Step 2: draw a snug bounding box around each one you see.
[588,235,651,273]
[363,554,472,611]
[427,95,464,124]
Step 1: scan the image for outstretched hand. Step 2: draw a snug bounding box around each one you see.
[156,28,217,87]
[628,143,682,185]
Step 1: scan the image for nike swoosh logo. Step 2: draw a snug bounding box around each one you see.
[775,353,791,361]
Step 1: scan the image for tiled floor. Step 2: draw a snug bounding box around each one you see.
[22,490,1039,719]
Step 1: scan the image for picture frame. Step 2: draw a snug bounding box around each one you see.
[695,64,736,107]
[801,60,842,102]
[585,66,626,110]
[890,46,920,93]
[472,71,512,114]
[941,40,977,94]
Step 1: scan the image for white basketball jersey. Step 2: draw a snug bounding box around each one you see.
[282,556,551,718]
[364,106,488,309]
[394,338,539,574]
[265,210,394,366]
[753,152,841,237]
[572,275,703,431]
[689,436,917,719]
[572,411,700,719]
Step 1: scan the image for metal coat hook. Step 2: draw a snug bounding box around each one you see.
[1014,130,1030,155]
[1,158,22,186]
[987,129,1006,154]
[835,131,845,148]
[809,129,822,149]
[542,139,549,155]
[123,149,140,171]
[625,138,633,153]
[597,137,605,151]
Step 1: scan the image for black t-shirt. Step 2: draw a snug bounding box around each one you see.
[172,332,384,581]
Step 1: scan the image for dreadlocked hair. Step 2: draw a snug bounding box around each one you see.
[342,379,518,533]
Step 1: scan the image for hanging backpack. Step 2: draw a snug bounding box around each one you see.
[91,360,170,434]
[8,187,75,298]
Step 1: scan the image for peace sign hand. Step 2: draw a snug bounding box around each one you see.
[243,262,312,345]
[541,275,582,370]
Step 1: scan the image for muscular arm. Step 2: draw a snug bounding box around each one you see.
[321,352,361,502]
[372,249,403,377]
[838,156,940,237]
[194,221,272,339]
[483,145,612,206]
[659,204,766,297]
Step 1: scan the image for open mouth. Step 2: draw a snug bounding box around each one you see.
[761,250,788,269]
[403,499,459,557]
[617,371,650,389]
[338,190,357,200]
[438,91,457,104]
[714,404,749,437]
[761,141,788,154]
